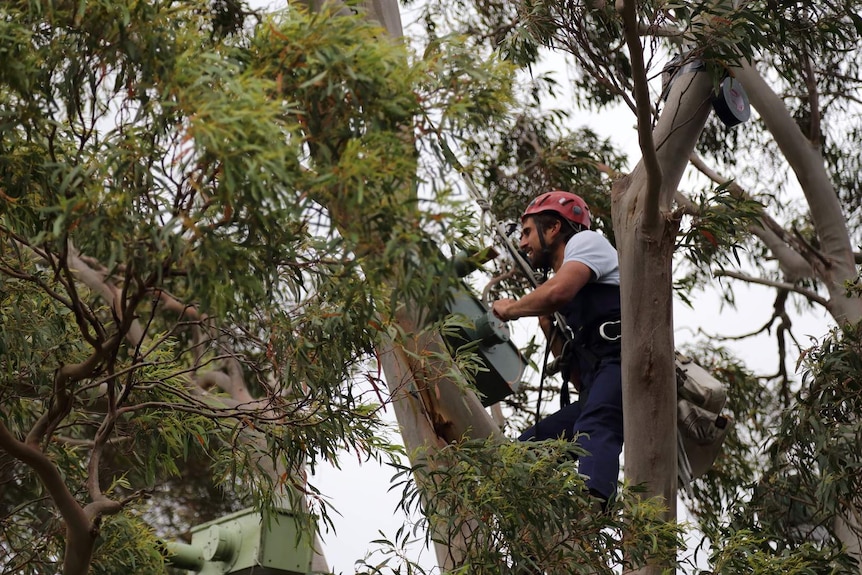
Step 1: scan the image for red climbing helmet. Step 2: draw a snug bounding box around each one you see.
[521,190,591,230]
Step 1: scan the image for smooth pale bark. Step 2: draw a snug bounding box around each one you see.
[300,0,402,37]
[734,62,862,326]
[612,69,714,575]
[358,0,504,567]
[365,0,503,563]
[691,65,862,565]
[302,0,503,568]
[377,333,490,571]
[835,516,862,568]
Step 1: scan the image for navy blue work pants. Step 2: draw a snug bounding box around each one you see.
[519,360,623,501]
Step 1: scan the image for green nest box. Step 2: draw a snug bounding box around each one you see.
[444,285,525,406]
[167,507,314,575]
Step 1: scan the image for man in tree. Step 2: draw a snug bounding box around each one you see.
[492,190,623,505]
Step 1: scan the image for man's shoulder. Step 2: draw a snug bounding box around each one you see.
[567,230,615,250]
[563,230,620,284]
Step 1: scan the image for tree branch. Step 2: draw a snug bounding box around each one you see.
[25,334,121,449]
[689,153,815,282]
[734,62,858,319]
[637,22,685,38]
[0,418,94,575]
[154,288,206,320]
[86,370,122,508]
[68,250,146,346]
[673,190,699,216]
[0,420,88,529]
[59,240,108,345]
[800,49,821,147]
[150,289,262,404]
[712,269,828,307]
[617,0,663,229]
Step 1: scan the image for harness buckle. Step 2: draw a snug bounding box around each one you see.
[598,320,622,342]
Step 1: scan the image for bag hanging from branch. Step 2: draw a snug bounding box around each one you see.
[675,353,734,487]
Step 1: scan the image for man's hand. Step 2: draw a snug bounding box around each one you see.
[491,298,518,321]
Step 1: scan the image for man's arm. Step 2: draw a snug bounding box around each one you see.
[492,260,593,321]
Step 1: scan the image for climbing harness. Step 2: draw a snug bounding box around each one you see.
[598,320,622,342]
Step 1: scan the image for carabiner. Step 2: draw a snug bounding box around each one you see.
[598,320,622,342]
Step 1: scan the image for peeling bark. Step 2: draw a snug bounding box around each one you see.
[313,1,503,568]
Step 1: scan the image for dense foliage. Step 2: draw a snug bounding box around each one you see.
[2,0,862,573]
[0,1,514,572]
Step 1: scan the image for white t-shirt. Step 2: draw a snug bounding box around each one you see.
[562,230,620,286]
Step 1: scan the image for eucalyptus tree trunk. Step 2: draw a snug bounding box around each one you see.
[354,4,504,567]
[300,0,503,569]
[611,54,714,575]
